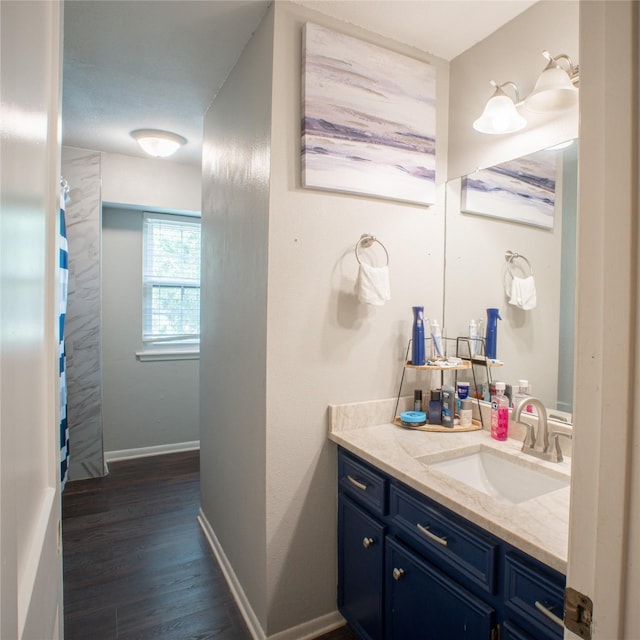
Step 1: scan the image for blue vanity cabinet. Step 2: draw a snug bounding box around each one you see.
[336,448,566,640]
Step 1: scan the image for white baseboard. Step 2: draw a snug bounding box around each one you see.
[197,509,346,640]
[104,440,199,463]
[197,509,265,640]
[266,611,346,640]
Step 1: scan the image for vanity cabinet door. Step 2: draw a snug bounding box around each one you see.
[338,495,386,640]
[385,536,496,640]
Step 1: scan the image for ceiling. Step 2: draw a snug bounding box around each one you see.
[61,0,537,166]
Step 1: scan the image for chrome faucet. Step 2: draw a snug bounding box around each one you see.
[512,396,571,463]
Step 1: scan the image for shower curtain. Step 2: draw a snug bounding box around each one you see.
[59,179,70,490]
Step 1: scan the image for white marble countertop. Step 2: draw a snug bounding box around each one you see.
[328,397,571,574]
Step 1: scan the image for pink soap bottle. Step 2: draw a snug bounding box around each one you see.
[491,381,509,441]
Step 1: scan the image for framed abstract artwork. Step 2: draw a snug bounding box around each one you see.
[461,149,558,229]
[301,22,436,206]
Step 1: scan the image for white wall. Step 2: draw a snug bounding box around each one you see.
[445,1,578,409]
[101,207,200,454]
[200,2,449,636]
[0,0,64,637]
[101,152,201,214]
[265,3,448,634]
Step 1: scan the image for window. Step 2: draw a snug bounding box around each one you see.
[142,213,201,346]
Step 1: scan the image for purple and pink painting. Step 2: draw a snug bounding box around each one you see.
[461,149,558,229]
[301,22,436,206]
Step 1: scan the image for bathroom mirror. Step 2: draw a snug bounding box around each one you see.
[443,141,577,418]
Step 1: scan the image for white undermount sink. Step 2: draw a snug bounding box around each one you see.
[416,446,569,504]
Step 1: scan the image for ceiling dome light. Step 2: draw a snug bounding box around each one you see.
[131,129,187,158]
[473,81,527,135]
[524,51,579,113]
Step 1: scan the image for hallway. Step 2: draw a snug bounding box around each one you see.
[62,451,357,639]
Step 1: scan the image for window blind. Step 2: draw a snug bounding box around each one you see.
[142,214,201,343]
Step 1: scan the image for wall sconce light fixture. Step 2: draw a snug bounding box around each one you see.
[524,50,579,113]
[474,50,579,135]
[473,81,527,135]
[131,129,187,158]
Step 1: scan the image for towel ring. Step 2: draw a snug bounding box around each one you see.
[355,234,389,266]
[505,250,533,277]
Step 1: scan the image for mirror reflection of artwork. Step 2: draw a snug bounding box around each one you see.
[301,22,436,206]
[461,149,557,229]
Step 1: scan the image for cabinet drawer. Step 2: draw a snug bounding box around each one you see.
[504,550,566,639]
[339,450,388,516]
[390,484,498,595]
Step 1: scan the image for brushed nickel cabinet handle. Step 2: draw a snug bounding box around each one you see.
[417,523,448,547]
[362,537,375,549]
[347,475,368,491]
[535,601,564,628]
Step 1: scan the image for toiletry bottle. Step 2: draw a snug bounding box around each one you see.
[459,398,473,427]
[456,381,469,414]
[414,389,423,412]
[514,379,533,413]
[428,389,442,425]
[411,306,426,365]
[485,308,502,360]
[431,319,444,359]
[441,384,455,428]
[491,381,509,441]
[469,319,479,357]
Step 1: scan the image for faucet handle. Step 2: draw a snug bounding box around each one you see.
[549,431,572,463]
[519,421,536,450]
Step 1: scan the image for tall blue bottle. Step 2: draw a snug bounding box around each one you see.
[485,308,502,359]
[412,306,426,365]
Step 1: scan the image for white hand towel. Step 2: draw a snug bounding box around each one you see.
[509,275,537,310]
[356,263,391,306]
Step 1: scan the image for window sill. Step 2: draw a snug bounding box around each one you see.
[136,349,200,362]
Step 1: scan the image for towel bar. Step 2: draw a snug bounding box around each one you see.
[505,250,533,277]
[355,234,389,265]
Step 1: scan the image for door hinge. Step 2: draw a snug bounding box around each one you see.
[491,623,500,640]
[564,587,593,639]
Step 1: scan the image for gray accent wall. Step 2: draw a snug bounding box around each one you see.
[62,146,105,479]
[200,6,273,629]
[101,207,200,453]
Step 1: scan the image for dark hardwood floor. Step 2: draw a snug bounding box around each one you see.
[62,451,358,640]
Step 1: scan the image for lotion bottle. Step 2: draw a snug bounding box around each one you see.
[491,381,509,441]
